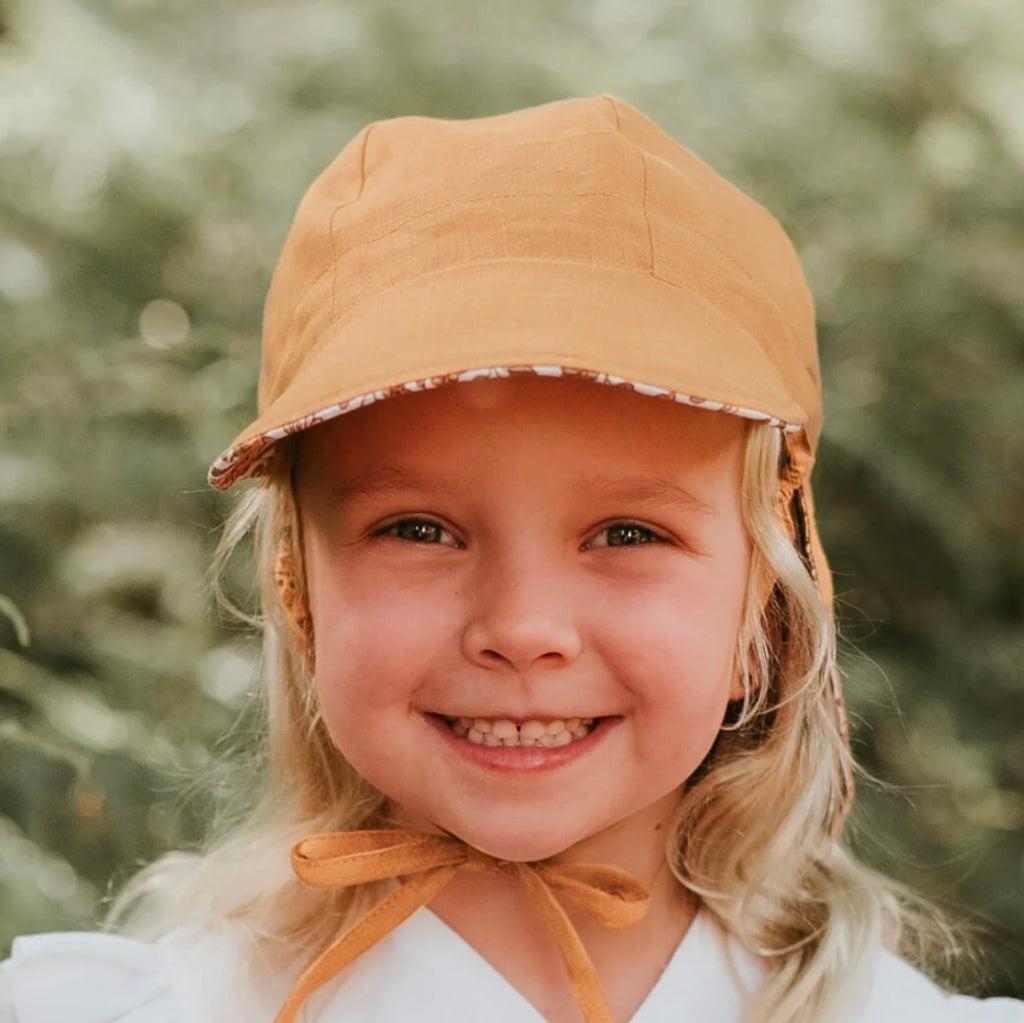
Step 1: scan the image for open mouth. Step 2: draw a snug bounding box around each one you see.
[440,716,598,748]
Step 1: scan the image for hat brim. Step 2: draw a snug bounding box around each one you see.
[209,258,811,490]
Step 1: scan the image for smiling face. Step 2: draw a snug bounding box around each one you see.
[294,376,751,862]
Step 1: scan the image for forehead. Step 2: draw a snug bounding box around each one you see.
[295,375,748,484]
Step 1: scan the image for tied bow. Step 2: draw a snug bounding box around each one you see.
[274,830,650,1023]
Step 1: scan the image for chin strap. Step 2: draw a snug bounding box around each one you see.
[273,830,650,1023]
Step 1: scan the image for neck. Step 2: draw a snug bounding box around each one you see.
[410,791,698,1023]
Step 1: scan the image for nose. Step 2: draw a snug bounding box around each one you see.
[461,551,583,672]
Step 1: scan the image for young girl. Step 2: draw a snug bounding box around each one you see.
[1,94,1020,1023]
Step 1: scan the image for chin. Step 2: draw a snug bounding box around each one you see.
[445,818,590,864]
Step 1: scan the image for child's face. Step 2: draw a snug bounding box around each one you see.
[296,377,750,863]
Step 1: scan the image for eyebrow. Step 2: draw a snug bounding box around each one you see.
[588,476,718,517]
[322,465,464,504]
[321,465,716,516]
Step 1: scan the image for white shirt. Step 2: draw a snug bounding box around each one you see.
[2,907,1022,1022]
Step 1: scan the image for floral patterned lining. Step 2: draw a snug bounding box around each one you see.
[208,364,801,490]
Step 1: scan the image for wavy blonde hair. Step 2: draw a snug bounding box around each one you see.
[107,419,962,1022]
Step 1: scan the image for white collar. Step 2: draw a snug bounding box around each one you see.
[310,905,769,1022]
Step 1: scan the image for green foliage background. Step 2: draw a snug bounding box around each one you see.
[1,0,1022,996]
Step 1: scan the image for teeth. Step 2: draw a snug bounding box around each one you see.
[490,720,517,740]
[519,721,547,741]
[446,716,598,747]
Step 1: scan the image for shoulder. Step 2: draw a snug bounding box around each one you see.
[854,947,1024,1023]
[0,924,285,1023]
[1,931,179,1023]
[695,912,1024,1023]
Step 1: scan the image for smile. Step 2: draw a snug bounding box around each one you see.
[442,716,597,747]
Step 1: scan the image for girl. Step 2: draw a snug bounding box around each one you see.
[2,94,1020,1023]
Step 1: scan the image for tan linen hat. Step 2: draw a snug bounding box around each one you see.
[207,95,847,791]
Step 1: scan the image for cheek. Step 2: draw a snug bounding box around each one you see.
[625,658,734,792]
[603,570,745,680]
[306,569,470,814]
[307,559,456,737]
[599,573,745,762]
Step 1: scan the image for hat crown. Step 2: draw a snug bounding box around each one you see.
[258,95,821,448]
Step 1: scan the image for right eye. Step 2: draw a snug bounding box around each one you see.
[376,518,461,547]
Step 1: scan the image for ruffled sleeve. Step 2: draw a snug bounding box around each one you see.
[0,932,181,1023]
[864,950,1024,1022]
[941,991,1024,1023]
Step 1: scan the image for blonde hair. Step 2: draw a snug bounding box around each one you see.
[107,419,963,1022]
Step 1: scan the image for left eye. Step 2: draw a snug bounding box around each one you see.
[378,518,461,546]
[586,523,664,549]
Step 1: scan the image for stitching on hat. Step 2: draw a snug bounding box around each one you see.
[332,123,374,321]
[685,218,806,374]
[622,140,808,360]
[329,203,343,322]
[639,154,655,275]
[329,189,638,264]
[601,94,621,130]
[641,152,807,364]
[276,127,375,349]
[275,265,332,367]
[359,122,374,199]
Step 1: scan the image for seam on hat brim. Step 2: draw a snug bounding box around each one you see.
[208,364,802,490]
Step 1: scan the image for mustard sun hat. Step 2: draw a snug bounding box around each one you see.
[210,93,822,483]
[207,93,849,798]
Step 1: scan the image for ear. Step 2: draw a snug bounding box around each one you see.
[728,669,747,704]
[727,631,753,705]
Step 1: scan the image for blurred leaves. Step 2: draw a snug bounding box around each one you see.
[0,593,29,647]
[0,0,1021,995]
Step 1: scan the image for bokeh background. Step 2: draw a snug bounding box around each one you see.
[1,0,1022,995]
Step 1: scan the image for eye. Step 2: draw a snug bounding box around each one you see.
[585,522,666,549]
[376,518,462,547]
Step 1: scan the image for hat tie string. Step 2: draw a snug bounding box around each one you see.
[272,829,650,1023]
